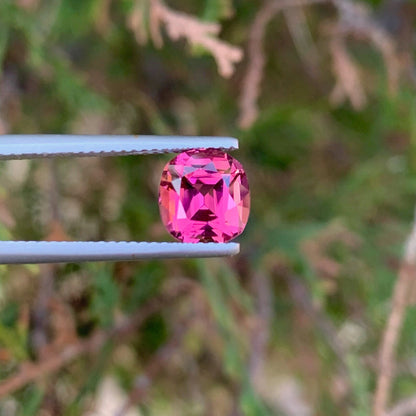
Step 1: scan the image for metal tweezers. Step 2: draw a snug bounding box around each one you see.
[0,135,240,264]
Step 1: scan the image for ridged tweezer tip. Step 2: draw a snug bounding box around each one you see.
[0,241,240,264]
[0,135,239,159]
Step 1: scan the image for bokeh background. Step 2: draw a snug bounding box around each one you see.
[1,0,416,415]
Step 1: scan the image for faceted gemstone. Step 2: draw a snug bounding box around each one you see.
[158,149,250,243]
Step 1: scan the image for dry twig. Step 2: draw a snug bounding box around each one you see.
[329,35,366,109]
[388,395,416,416]
[128,0,243,78]
[127,1,148,45]
[238,0,328,129]
[373,212,416,416]
[238,1,278,129]
[333,0,400,94]
[0,116,7,135]
[239,0,400,128]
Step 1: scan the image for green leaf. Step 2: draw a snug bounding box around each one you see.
[203,0,233,21]
[21,387,45,416]
[0,323,28,361]
[126,261,165,312]
[240,380,270,416]
[197,260,268,413]
[53,0,103,37]
[90,265,120,327]
[347,354,371,416]
[0,21,9,69]
[70,343,114,409]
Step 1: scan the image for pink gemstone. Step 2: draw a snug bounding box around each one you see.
[158,149,250,243]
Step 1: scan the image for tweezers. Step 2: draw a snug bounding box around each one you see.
[0,135,240,264]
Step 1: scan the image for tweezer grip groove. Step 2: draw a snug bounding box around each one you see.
[0,135,238,159]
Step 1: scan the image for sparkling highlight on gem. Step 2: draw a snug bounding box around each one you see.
[158,149,250,243]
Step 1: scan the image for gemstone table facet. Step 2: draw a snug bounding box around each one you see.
[159,149,250,243]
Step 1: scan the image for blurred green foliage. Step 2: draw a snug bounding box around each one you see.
[0,0,416,415]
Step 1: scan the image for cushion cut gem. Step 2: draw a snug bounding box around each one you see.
[158,149,250,243]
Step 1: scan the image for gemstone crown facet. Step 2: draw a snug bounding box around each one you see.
[158,149,250,243]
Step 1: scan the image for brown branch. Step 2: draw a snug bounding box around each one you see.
[238,0,329,129]
[388,395,416,416]
[373,216,416,416]
[154,1,242,78]
[0,283,191,398]
[129,0,242,78]
[239,0,400,127]
[329,35,367,109]
[0,115,7,134]
[332,0,400,95]
[238,1,281,129]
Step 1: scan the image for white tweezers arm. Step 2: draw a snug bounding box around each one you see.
[0,135,239,159]
[0,242,240,264]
